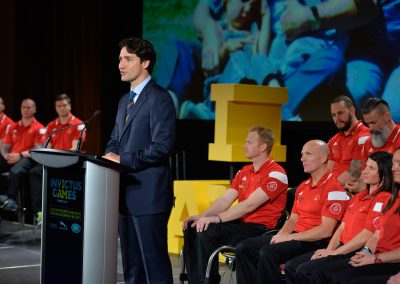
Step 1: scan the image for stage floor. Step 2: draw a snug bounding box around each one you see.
[0,219,236,284]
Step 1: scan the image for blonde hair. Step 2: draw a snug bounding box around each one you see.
[249,126,274,154]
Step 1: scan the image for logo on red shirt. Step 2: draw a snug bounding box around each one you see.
[267,181,277,191]
[373,216,380,229]
[330,203,342,214]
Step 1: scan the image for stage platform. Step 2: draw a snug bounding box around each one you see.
[0,219,235,284]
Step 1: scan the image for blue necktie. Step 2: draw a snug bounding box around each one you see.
[126,91,137,123]
[128,90,137,103]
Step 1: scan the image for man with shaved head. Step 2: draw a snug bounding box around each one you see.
[235,140,350,284]
[0,98,45,211]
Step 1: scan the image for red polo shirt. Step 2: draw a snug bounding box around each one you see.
[328,121,369,178]
[0,113,14,140]
[340,190,391,244]
[44,114,84,150]
[231,159,288,229]
[3,118,45,153]
[375,194,400,253]
[292,171,349,233]
[355,125,400,166]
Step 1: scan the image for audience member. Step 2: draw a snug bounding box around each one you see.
[347,98,400,192]
[235,139,349,284]
[327,95,369,186]
[0,97,14,148]
[284,151,396,283]
[29,93,85,223]
[182,126,288,283]
[307,147,400,283]
[0,97,14,194]
[0,99,45,211]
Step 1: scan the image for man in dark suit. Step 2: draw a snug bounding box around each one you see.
[103,37,176,284]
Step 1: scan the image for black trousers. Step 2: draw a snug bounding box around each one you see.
[311,257,400,284]
[183,221,266,284]
[8,158,37,199]
[0,156,37,208]
[235,234,327,284]
[28,163,43,213]
[0,155,11,193]
[284,251,354,284]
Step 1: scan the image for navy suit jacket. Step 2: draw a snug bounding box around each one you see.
[106,80,176,216]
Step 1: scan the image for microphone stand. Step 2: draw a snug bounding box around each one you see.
[75,126,86,152]
[42,110,101,150]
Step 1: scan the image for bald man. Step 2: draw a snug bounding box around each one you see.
[0,99,45,211]
[235,140,350,284]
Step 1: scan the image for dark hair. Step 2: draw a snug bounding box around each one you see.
[362,97,390,115]
[55,93,71,104]
[331,95,355,108]
[119,37,156,74]
[392,147,400,214]
[367,151,393,198]
[368,150,400,213]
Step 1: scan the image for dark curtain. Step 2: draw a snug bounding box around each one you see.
[0,0,141,154]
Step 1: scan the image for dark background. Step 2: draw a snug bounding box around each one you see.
[0,0,337,187]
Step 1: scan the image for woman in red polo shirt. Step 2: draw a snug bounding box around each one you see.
[284,151,398,283]
[305,148,400,284]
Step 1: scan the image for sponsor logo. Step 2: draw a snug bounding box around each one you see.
[71,223,81,234]
[59,221,68,231]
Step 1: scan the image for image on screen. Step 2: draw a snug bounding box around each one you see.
[143,0,400,122]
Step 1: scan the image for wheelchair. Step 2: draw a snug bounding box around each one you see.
[180,187,296,284]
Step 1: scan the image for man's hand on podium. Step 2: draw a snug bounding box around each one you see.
[103,152,120,164]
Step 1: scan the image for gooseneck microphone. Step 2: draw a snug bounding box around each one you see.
[75,110,101,152]
[42,110,101,149]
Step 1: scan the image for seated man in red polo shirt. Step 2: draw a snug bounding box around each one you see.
[235,139,350,284]
[0,98,45,211]
[182,126,288,284]
[0,97,15,193]
[347,97,400,192]
[328,95,369,187]
[29,93,85,222]
[0,97,14,148]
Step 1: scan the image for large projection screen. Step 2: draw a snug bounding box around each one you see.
[143,0,400,122]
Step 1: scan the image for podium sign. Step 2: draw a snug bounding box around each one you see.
[30,149,124,284]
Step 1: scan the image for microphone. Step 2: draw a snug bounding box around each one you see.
[75,110,101,152]
[42,110,101,149]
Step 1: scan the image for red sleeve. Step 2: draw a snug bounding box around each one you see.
[259,170,288,201]
[321,183,350,221]
[363,192,391,232]
[34,125,46,145]
[230,169,243,191]
[291,182,306,215]
[2,123,15,145]
[351,133,369,162]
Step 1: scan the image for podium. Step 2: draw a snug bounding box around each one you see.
[30,149,127,284]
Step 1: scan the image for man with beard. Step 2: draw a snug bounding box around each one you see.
[328,96,369,187]
[347,97,400,192]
